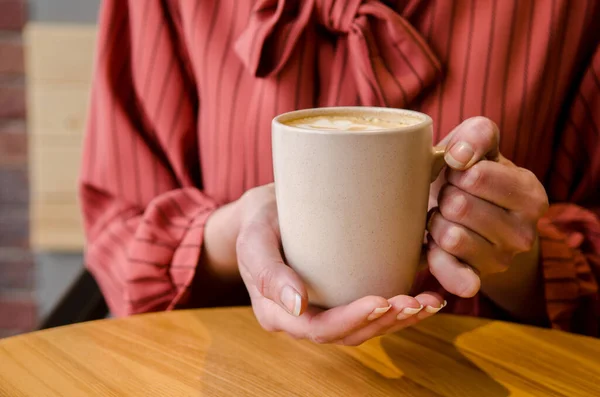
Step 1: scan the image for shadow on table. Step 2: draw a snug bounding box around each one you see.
[371,317,510,396]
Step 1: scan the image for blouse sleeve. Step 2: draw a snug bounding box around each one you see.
[541,44,600,335]
[79,0,218,316]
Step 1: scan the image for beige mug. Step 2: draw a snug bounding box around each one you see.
[272,107,445,308]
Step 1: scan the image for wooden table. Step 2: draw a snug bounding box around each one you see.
[1,308,598,396]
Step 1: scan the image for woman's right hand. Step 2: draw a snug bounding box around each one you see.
[235,184,445,346]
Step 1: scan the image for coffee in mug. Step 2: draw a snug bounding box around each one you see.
[272,107,445,308]
[287,114,421,131]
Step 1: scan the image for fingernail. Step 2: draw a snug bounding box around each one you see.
[280,285,302,317]
[397,305,423,320]
[461,168,480,188]
[445,141,474,169]
[367,305,392,321]
[445,227,462,249]
[424,300,448,314]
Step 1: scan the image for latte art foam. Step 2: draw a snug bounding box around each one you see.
[287,115,420,131]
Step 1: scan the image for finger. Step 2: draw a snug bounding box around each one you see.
[237,220,308,316]
[446,161,548,218]
[438,184,534,252]
[413,291,446,319]
[444,117,500,170]
[384,291,446,335]
[427,236,481,298]
[272,295,391,344]
[336,295,423,346]
[428,210,511,274]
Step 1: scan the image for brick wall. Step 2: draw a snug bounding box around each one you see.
[0,0,35,338]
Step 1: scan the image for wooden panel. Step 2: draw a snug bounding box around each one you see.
[30,139,81,196]
[25,23,96,252]
[29,82,91,136]
[30,201,85,251]
[24,23,96,82]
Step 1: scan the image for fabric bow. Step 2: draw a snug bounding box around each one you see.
[235,0,442,108]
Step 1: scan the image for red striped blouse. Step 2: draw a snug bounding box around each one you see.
[80,0,600,335]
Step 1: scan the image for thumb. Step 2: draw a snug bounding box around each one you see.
[237,221,307,316]
[444,116,500,170]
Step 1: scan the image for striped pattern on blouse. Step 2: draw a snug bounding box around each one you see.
[80,0,600,335]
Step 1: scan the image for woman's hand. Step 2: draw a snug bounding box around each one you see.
[236,184,445,346]
[426,117,549,313]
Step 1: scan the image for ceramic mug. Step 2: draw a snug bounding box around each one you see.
[272,107,446,308]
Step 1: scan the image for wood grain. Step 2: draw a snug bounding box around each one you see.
[0,308,598,397]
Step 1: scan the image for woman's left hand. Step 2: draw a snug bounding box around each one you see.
[426,117,549,298]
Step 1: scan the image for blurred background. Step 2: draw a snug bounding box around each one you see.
[0,0,102,338]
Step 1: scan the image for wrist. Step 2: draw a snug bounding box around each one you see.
[201,199,244,281]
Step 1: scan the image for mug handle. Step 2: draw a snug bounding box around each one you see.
[430,145,447,182]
